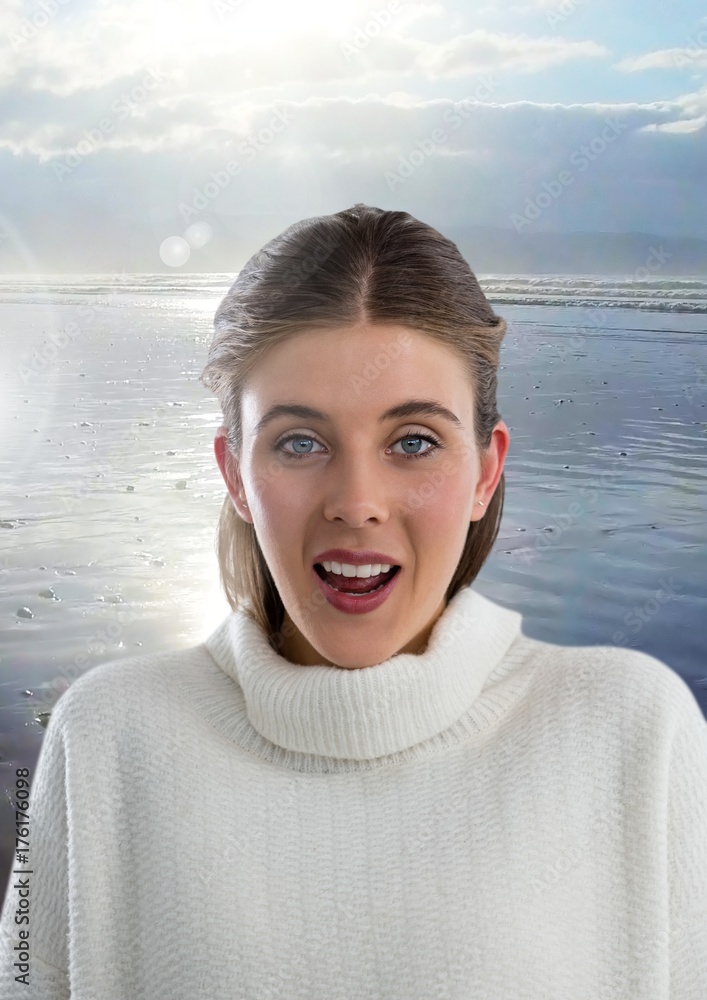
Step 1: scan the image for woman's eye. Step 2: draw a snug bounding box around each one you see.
[276,432,442,461]
[390,434,441,459]
[278,435,324,458]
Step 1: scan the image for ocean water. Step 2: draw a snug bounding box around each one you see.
[1,272,707,312]
[1,272,706,903]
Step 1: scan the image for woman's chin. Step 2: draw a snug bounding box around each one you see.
[323,642,400,670]
[280,627,399,669]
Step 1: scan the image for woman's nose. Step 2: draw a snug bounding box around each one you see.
[321,456,391,526]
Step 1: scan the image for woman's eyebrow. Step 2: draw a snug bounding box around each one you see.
[253,399,463,434]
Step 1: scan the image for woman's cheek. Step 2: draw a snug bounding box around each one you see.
[405,454,474,516]
[249,449,289,496]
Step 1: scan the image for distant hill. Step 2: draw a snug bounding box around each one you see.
[185,223,707,277]
[1,213,705,275]
[444,227,707,276]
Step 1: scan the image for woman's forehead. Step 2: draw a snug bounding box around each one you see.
[244,323,469,388]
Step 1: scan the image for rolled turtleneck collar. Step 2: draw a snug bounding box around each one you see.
[203,585,526,761]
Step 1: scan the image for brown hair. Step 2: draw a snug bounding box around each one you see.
[199,204,507,648]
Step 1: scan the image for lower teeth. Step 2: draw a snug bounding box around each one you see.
[330,581,385,595]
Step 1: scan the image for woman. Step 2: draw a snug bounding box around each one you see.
[1,204,705,999]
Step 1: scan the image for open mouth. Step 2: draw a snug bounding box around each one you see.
[314,563,401,595]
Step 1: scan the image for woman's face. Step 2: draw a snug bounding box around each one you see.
[214,321,509,669]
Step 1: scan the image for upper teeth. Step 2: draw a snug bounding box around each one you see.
[320,561,392,578]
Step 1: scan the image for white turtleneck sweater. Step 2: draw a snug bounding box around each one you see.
[1,585,706,999]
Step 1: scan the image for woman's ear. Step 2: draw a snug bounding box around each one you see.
[213,427,252,523]
[472,420,510,519]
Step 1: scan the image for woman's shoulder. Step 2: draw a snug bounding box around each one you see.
[45,638,217,732]
[516,632,703,727]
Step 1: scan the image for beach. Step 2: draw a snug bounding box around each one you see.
[1,272,706,906]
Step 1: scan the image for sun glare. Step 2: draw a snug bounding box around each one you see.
[142,0,359,55]
[228,0,357,40]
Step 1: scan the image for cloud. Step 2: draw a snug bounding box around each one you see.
[7,90,705,216]
[5,79,706,162]
[0,0,610,100]
[417,30,608,76]
[639,116,707,134]
[0,7,615,163]
[1,0,706,270]
[616,47,707,73]
[2,83,705,274]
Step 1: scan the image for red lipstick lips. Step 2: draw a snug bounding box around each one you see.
[311,550,402,615]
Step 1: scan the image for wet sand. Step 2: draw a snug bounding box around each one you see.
[1,277,706,906]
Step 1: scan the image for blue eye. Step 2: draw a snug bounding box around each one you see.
[276,431,442,461]
[392,434,441,459]
[278,435,324,458]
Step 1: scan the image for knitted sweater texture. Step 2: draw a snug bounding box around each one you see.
[1,584,706,999]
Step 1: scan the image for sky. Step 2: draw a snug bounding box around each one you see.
[0,0,706,272]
